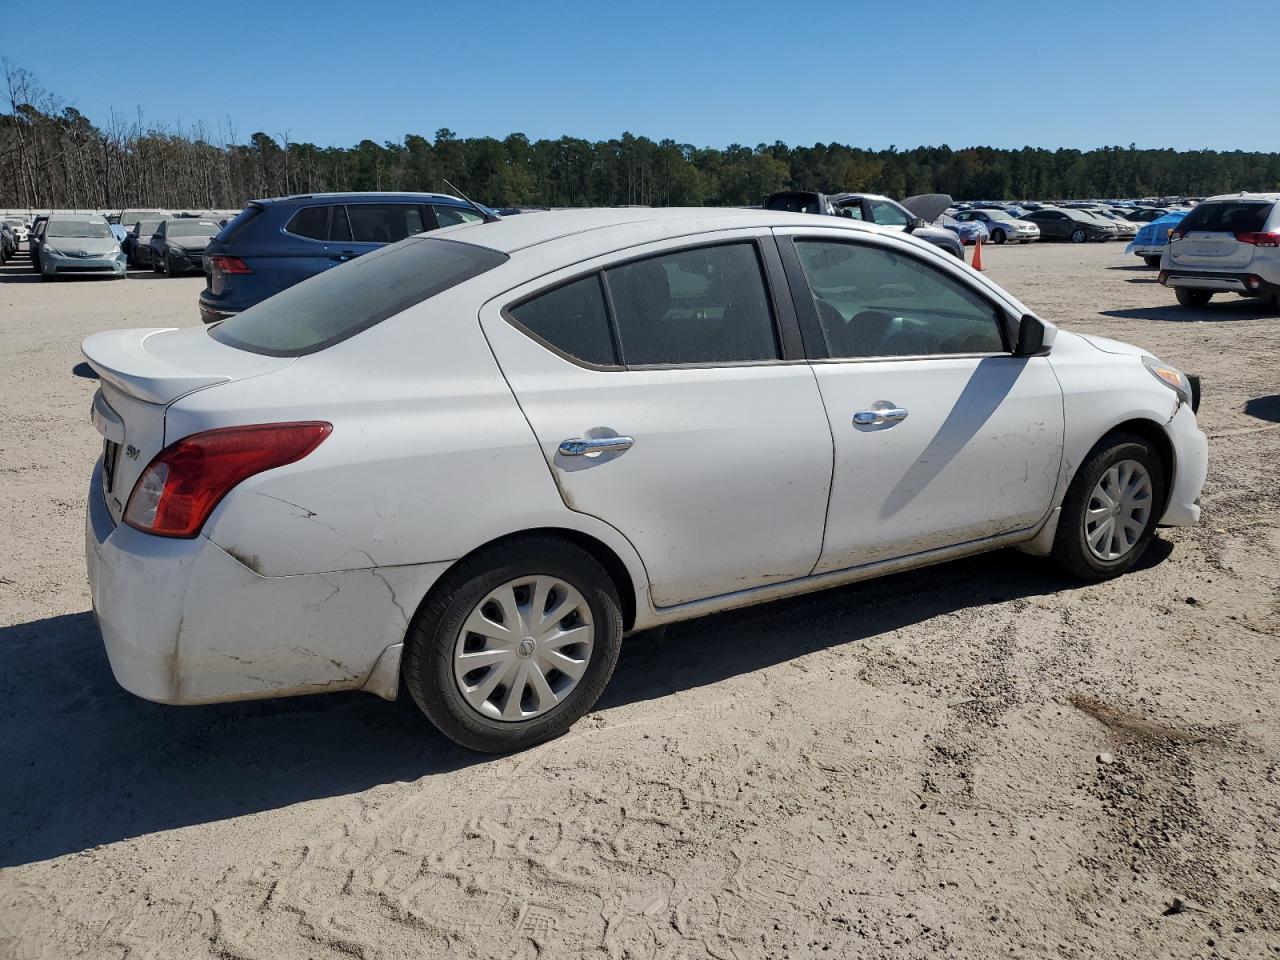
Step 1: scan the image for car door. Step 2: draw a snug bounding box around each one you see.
[479,231,834,607]
[776,228,1064,572]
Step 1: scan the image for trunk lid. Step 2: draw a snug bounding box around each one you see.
[83,327,292,523]
[1167,199,1274,270]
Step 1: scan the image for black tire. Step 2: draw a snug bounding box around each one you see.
[1175,288,1212,307]
[991,228,1006,245]
[152,253,163,274]
[1143,255,1161,268]
[402,535,624,753]
[39,268,52,282]
[165,253,177,275]
[1051,433,1166,581]
[1070,228,1087,243]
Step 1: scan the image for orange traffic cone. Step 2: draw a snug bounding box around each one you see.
[971,235,984,271]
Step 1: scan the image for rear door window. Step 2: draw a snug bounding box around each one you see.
[346,204,426,243]
[208,237,509,356]
[604,243,779,366]
[1180,201,1273,234]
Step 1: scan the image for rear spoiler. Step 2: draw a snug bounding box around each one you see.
[82,328,232,405]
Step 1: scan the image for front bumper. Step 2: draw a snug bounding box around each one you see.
[86,461,446,704]
[1160,268,1280,297]
[1159,401,1208,527]
[43,252,125,276]
[165,249,206,273]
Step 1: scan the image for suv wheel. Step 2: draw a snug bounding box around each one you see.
[1175,288,1212,308]
[1052,433,1165,581]
[1143,255,1161,268]
[1070,228,1087,243]
[402,536,624,753]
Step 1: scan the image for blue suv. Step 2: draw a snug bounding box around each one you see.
[198,192,494,323]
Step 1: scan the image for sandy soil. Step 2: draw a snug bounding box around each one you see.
[0,243,1277,960]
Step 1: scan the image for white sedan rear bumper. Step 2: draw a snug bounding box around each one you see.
[86,460,444,705]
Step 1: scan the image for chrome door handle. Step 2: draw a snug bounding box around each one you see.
[853,402,909,426]
[558,436,635,457]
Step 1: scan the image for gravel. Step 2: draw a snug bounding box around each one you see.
[0,244,1277,959]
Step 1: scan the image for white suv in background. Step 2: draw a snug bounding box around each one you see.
[1160,193,1280,308]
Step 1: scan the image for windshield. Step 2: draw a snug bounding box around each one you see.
[209,236,509,356]
[167,220,219,238]
[47,220,113,239]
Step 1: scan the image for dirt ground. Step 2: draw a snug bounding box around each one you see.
[0,241,1277,960]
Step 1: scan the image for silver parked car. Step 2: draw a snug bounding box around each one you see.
[37,215,126,281]
[952,209,1040,244]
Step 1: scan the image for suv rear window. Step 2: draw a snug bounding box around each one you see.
[208,237,508,356]
[1179,200,1273,234]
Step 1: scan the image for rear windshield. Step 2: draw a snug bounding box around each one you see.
[216,204,264,244]
[168,219,219,237]
[208,237,509,356]
[1179,200,1273,234]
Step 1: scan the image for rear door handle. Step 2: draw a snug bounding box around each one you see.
[558,436,634,457]
[329,250,358,261]
[853,402,909,426]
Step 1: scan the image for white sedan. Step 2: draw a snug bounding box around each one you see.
[84,208,1208,752]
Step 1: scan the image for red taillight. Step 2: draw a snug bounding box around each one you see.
[209,255,252,274]
[124,422,331,538]
[1169,229,1185,241]
[1234,231,1280,247]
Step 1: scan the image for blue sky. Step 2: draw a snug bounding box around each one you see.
[7,0,1279,152]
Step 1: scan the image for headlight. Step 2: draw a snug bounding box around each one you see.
[1143,356,1192,406]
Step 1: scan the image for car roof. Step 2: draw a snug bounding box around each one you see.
[1199,192,1280,203]
[432,206,903,256]
[48,213,109,221]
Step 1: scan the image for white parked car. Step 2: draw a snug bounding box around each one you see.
[1160,192,1280,308]
[84,208,1208,752]
[951,208,1040,244]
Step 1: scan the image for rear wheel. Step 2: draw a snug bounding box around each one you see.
[402,536,624,753]
[991,228,1007,244]
[1051,434,1165,580]
[1175,288,1212,307]
[1143,255,1161,268]
[1070,228,1087,243]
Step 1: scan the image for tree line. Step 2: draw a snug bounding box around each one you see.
[4,59,1280,212]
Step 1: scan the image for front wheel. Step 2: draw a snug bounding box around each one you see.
[1175,288,1212,307]
[1070,228,1087,243]
[991,228,1006,245]
[1051,434,1166,581]
[402,536,624,753]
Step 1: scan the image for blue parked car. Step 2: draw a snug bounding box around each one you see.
[198,192,497,323]
[1125,210,1190,268]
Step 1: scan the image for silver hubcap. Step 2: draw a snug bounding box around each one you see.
[1084,459,1153,561]
[453,575,594,722]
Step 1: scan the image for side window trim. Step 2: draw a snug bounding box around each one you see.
[500,236,809,372]
[775,233,1014,361]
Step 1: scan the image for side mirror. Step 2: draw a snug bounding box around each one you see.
[1013,313,1049,356]
[906,216,926,233]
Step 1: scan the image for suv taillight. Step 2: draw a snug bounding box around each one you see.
[124,423,331,538]
[209,255,252,274]
[1234,231,1280,247]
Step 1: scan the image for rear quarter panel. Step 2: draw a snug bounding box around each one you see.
[168,273,653,614]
